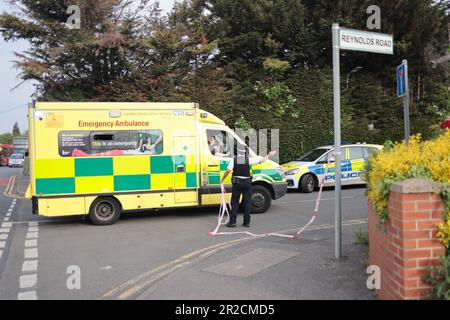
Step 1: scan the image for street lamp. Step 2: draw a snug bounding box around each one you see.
[346,66,363,88]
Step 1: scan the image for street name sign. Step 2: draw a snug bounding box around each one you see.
[339,28,394,55]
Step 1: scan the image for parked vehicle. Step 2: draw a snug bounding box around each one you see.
[27,102,287,225]
[282,144,383,193]
[8,153,25,167]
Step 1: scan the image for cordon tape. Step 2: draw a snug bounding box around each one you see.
[209,160,333,239]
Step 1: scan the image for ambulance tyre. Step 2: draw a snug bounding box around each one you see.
[250,185,272,214]
[299,174,317,193]
[89,197,122,225]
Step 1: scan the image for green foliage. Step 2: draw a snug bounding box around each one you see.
[423,254,450,300]
[254,81,298,118]
[354,228,369,246]
[0,0,448,164]
[12,122,21,137]
[0,133,13,145]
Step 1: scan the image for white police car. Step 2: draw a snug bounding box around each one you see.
[281,144,383,193]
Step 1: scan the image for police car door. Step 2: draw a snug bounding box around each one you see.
[346,146,365,184]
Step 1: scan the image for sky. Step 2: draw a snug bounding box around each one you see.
[0,0,176,135]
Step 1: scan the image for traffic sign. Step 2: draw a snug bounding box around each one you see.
[397,63,407,97]
[339,28,394,55]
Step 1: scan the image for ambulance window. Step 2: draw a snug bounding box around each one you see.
[348,147,364,160]
[206,129,233,158]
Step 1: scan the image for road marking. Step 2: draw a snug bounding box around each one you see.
[0,228,11,233]
[1,222,12,228]
[4,217,10,222]
[20,274,37,289]
[18,222,39,300]
[25,239,38,248]
[22,260,38,273]
[0,250,2,259]
[26,232,38,239]
[17,291,37,300]
[0,241,5,249]
[0,234,7,240]
[99,218,368,300]
[278,196,356,204]
[24,248,38,259]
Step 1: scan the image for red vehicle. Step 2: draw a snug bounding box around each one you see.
[0,144,13,166]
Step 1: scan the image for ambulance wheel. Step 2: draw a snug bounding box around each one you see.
[299,174,316,193]
[89,197,121,225]
[250,185,272,214]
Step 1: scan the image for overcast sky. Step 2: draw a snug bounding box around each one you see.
[0,0,176,135]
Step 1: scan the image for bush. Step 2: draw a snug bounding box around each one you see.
[423,254,450,300]
[366,130,450,224]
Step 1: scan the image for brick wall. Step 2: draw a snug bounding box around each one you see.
[368,178,446,300]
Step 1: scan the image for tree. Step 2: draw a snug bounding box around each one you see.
[12,122,21,137]
[0,133,13,144]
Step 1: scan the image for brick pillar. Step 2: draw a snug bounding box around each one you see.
[368,178,447,300]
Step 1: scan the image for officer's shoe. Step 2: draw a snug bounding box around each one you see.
[226,222,237,228]
[243,222,250,228]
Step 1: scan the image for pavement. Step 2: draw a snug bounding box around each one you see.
[0,166,376,300]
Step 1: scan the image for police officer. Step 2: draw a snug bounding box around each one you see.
[220,144,277,228]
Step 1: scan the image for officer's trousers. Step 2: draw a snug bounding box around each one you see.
[230,178,252,224]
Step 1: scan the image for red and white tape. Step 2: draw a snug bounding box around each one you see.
[209,161,331,239]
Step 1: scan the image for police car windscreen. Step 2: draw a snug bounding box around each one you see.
[296,148,330,162]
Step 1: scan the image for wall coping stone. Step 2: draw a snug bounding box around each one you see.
[390,178,448,194]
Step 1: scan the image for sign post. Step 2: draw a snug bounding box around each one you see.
[332,24,393,259]
[397,60,410,144]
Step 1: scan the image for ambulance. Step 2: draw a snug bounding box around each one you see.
[26,102,287,225]
[282,144,383,193]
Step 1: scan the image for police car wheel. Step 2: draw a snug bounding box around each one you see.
[300,174,316,193]
[250,185,272,214]
[89,197,121,226]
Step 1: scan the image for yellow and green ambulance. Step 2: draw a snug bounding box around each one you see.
[26,102,287,225]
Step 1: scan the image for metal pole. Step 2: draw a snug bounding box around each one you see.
[403,60,410,145]
[332,23,342,260]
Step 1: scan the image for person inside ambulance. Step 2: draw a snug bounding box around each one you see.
[220,143,276,228]
[208,135,229,157]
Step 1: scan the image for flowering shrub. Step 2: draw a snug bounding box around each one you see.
[366,130,450,225]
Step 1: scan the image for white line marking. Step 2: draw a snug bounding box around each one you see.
[278,196,356,204]
[4,217,10,222]
[20,274,37,289]
[28,222,39,227]
[24,248,38,259]
[26,232,38,239]
[17,291,37,300]
[0,234,7,240]
[6,213,11,217]
[8,208,12,212]
[28,226,39,232]
[25,239,37,248]
[1,222,12,228]
[0,250,2,259]
[0,228,11,233]
[0,241,5,249]
[22,260,38,273]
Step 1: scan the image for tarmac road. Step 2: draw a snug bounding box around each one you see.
[0,166,374,300]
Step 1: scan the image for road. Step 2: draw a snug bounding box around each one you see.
[0,167,373,300]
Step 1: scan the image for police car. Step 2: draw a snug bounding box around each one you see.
[282,144,383,193]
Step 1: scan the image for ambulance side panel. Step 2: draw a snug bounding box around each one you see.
[30,107,200,217]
